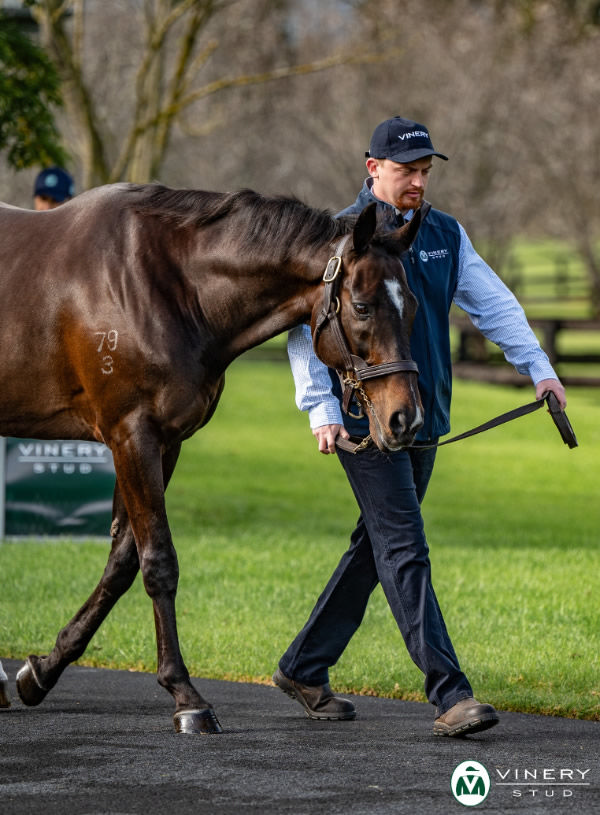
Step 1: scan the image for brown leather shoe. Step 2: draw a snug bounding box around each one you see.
[433,697,499,737]
[272,668,356,720]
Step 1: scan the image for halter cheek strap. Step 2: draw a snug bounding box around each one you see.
[312,235,419,416]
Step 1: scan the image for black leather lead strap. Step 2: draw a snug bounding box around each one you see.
[432,392,577,449]
[433,398,546,447]
[336,392,577,454]
[546,392,578,448]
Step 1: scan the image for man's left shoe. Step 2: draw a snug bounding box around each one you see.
[272,668,356,720]
[433,697,499,737]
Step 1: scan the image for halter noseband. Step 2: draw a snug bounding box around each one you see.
[312,235,419,416]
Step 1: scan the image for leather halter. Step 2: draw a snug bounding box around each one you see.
[312,235,419,416]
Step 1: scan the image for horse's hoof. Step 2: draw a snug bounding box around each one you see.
[16,656,49,706]
[0,679,10,708]
[173,707,223,734]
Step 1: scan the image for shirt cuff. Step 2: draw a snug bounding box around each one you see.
[528,360,560,386]
[308,400,344,429]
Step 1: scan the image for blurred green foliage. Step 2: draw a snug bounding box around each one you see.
[0,12,67,169]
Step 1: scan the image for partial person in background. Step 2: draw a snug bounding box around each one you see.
[33,166,74,211]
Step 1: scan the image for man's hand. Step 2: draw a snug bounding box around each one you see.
[312,423,350,454]
[536,378,567,409]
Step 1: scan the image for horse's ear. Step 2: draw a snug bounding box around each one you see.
[393,201,430,254]
[352,202,378,254]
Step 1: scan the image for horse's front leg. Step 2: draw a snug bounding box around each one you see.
[112,432,222,735]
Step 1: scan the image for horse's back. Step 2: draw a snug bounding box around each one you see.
[0,200,24,210]
[0,185,140,286]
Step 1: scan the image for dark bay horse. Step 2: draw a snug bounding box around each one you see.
[0,183,424,733]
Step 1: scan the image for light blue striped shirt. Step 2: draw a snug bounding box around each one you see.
[288,221,558,429]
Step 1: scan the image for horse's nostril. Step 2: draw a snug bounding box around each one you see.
[391,411,407,437]
[392,409,423,439]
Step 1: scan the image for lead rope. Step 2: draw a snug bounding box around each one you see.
[336,392,577,454]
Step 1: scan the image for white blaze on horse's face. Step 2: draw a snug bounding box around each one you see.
[383,279,405,321]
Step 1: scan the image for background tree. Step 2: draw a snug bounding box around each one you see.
[516,1,600,310]
[1,0,598,307]
[304,0,600,306]
[26,0,380,189]
[0,11,66,169]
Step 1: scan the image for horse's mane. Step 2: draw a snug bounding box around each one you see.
[130,183,350,252]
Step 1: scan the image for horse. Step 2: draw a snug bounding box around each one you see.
[0,183,424,733]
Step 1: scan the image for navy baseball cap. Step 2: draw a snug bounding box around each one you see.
[366,117,448,163]
[34,166,75,202]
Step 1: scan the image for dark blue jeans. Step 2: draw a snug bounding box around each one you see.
[279,443,473,715]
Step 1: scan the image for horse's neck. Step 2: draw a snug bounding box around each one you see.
[215,250,329,361]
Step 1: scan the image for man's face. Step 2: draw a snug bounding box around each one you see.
[366,156,433,212]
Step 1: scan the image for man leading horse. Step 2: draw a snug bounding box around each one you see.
[274,115,566,737]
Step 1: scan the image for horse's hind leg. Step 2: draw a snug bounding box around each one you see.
[16,483,141,706]
[17,440,196,710]
[0,660,10,708]
[17,443,182,705]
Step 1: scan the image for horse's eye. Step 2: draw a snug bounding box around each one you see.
[352,302,370,318]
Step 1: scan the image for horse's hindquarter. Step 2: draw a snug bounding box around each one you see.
[0,196,223,444]
[0,207,83,437]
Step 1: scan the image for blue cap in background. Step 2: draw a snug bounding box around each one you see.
[34,166,75,203]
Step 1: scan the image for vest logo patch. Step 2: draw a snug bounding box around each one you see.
[420,248,449,262]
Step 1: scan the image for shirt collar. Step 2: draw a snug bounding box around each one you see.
[363,177,413,220]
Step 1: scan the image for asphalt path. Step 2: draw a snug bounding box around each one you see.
[0,658,598,815]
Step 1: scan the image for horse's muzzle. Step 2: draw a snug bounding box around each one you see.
[375,407,424,452]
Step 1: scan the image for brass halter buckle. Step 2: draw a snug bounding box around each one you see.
[323,255,342,283]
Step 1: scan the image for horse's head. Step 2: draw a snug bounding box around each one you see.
[312,203,424,451]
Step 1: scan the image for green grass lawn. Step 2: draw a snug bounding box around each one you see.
[503,238,593,320]
[1,360,598,720]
